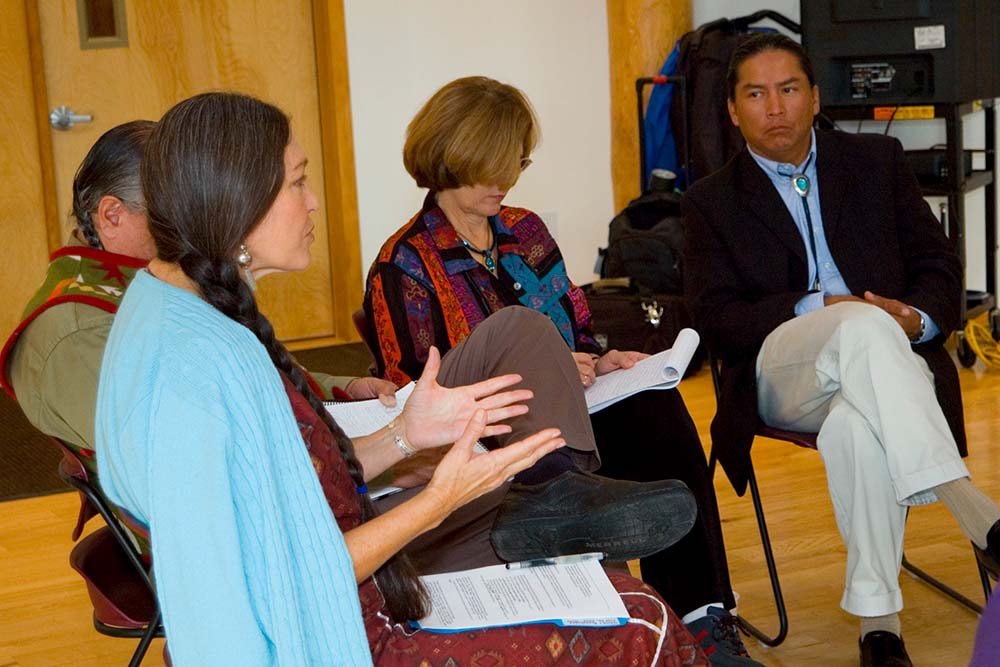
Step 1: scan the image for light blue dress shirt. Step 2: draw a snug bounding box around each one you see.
[748,131,938,343]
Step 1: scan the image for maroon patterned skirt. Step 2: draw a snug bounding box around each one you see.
[362,572,707,666]
[285,376,708,666]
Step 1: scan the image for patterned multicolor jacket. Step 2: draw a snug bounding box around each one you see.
[364,196,600,387]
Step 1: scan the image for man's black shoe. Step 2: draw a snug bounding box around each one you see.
[490,470,697,562]
[859,631,912,667]
[975,518,1000,578]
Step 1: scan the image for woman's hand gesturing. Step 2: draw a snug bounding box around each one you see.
[401,346,533,450]
[423,409,564,516]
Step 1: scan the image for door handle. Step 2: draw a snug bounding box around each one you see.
[50,106,94,131]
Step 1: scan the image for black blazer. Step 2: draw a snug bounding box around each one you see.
[682,129,967,495]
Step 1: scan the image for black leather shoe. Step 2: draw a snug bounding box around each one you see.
[859,631,912,667]
[975,518,1000,577]
[490,470,697,562]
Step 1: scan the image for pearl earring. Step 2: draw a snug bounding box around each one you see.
[236,244,256,292]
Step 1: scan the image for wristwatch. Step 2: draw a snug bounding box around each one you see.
[909,311,926,342]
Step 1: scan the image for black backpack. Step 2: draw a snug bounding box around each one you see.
[669,20,752,183]
[668,12,800,183]
[600,190,685,294]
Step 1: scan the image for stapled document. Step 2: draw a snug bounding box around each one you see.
[412,554,629,632]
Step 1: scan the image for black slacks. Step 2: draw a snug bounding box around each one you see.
[592,389,734,615]
[378,307,733,616]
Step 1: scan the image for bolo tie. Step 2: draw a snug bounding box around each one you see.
[790,157,821,291]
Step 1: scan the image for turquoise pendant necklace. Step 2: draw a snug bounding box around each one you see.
[459,224,497,273]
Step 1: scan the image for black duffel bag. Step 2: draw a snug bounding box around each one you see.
[582,279,703,377]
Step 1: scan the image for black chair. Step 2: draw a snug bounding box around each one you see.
[352,308,377,359]
[56,440,164,666]
[706,358,990,648]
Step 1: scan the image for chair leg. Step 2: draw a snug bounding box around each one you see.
[901,552,983,614]
[736,466,789,647]
[978,558,995,603]
[128,608,162,667]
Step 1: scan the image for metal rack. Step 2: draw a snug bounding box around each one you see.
[823,100,998,366]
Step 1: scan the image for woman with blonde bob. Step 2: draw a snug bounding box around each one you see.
[366,76,764,666]
[97,91,707,666]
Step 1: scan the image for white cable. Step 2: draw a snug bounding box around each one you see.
[621,590,668,667]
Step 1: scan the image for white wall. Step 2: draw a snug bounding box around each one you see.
[693,0,798,27]
[344,1,997,293]
[693,0,999,293]
[343,1,613,286]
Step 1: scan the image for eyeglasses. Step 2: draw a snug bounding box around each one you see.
[519,157,533,171]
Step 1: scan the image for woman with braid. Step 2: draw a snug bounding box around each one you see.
[0,121,394,557]
[96,92,708,666]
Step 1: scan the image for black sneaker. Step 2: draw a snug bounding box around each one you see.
[489,470,697,562]
[686,607,766,667]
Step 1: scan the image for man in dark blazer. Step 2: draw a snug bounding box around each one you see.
[682,32,1000,666]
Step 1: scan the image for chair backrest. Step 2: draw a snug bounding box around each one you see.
[352,308,377,358]
[54,438,152,549]
[58,439,164,664]
[54,440,100,540]
[58,446,151,561]
[351,308,384,383]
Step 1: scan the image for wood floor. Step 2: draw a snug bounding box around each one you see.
[2,352,999,666]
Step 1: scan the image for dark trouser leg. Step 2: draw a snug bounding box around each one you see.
[590,388,735,616]
[435,307,700,565]
[375,484,509,574]
[375,307,599,574]
[437,306,599,481]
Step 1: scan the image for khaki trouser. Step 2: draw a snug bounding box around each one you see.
[756,302,969,616]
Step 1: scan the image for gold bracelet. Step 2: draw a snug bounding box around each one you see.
[388,417,416,458]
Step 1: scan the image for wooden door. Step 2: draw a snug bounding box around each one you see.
[36,0,351,343]
[0,2,52,339]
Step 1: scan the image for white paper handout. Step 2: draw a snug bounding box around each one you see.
[325,381,415,438]
[412,555,629,632]
[585,328,700,413]
[325,382,414,499]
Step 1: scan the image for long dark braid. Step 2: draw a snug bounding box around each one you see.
[71,120,155,249]
[143,92,428,622]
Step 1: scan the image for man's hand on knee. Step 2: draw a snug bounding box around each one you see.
[862,290,922,338]
[824,294,867,307]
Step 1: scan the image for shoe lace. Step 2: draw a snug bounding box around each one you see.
[711,613,750,657]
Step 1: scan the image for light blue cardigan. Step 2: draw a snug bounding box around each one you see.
[96,271,372,666]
